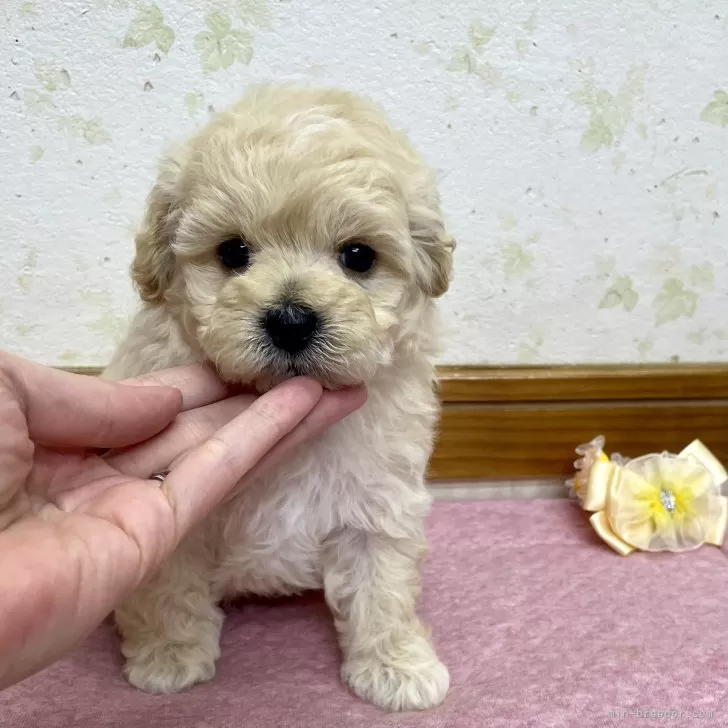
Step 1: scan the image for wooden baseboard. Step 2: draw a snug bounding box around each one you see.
[60,364,728,483]
[431,365,728,481]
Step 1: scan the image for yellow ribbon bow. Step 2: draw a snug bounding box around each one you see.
[566,437,728,555]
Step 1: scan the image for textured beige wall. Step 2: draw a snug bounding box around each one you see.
[1,0,727,366]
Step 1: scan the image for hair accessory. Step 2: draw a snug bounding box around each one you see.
[566,437,727,555]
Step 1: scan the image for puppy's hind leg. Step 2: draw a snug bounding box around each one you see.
[323,529,449,711]
[116,534,223,694]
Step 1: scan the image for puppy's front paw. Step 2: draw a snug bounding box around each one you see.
[123,642,218,694]
[342,636,449,711]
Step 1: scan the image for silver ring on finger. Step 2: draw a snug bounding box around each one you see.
[149,470,170,486]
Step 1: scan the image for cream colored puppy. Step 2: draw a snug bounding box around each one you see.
[104,85,454,712]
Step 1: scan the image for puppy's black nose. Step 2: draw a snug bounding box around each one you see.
[264,304,318,354]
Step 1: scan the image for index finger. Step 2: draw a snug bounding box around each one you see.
[162,377,324,532]
[119,363,248,412]
[0,352,182,449]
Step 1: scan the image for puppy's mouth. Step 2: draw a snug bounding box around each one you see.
[206,302,378,392]
[248,302,364,391]
[254,347,361,393]
[270,352,316,380]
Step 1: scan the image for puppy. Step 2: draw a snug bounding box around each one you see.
[104,85,454,711]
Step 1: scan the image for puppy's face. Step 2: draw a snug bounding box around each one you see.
[133,87,454,389]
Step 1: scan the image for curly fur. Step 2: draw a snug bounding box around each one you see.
[104,85,454,712]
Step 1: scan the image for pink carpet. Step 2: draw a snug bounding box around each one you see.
[2,500,726,727]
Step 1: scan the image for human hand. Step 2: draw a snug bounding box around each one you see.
[0,352,365,689]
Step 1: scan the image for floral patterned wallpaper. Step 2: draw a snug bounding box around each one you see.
[1,0,727,366]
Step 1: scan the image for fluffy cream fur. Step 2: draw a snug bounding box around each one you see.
[104,85,455,712]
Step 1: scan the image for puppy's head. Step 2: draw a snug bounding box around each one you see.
[133,85,454,389]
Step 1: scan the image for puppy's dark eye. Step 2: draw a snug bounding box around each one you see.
[217,237,250,270]
[339,242,376,274]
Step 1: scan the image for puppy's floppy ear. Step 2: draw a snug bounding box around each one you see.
[407,182,455,299]
[132,148,186,303]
